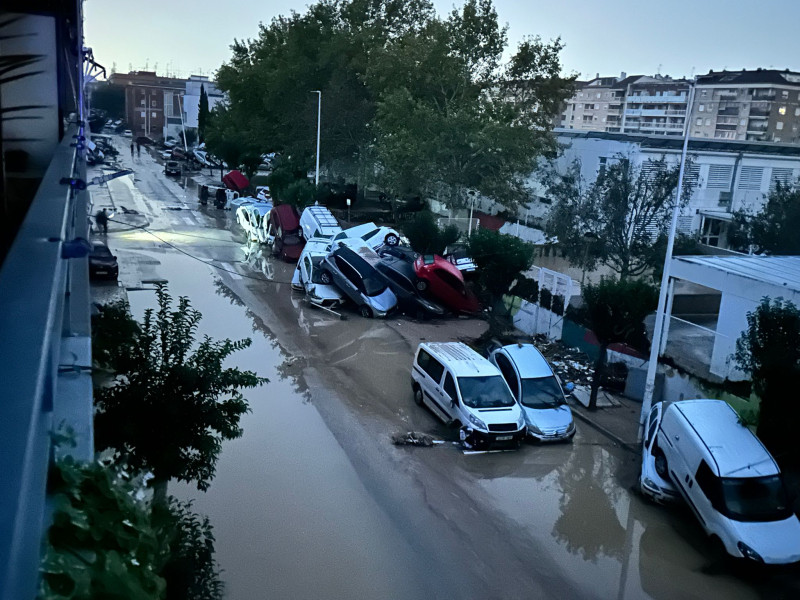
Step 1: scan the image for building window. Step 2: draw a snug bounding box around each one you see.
[701,219,723,247]
[152,100,157,107]
[782,90,789,99]
[795,108,800,116]
[738,166,765,191]
[705,118,711,126]
[777,121,784,130]
[140,111,145,117]
[698,104,705,112]
[596,93,601,99]
[140,99,145,106]
[779,106,787,115]
[775,137,781,142]
[707,164,734,189]
[701,90,707,97]
[151,111,157,118]
[696,117,703,126]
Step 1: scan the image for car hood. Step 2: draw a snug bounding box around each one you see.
[367,287,397,313]
[475,404,523,425]
[308,283,344,301]
[731,516,800,564]
[522,404,573,430]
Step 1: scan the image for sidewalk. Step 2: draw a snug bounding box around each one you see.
[568,392,642,452]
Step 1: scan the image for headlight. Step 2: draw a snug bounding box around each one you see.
[527,422,543,435]
[642,477,658,490]
[737,541,763,563]
[467,413,487,431]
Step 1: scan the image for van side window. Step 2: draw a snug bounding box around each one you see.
[417,350,444,383]
[696,460,722,507]
[443,372,457,402]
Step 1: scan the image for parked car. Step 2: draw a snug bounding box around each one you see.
[265,204,304,261]
[331,222,401,251]
[488,344,576,442]
[374,254,445,319]
[164,160,181,176]
[658,399,800,564]
[378,245,419,263]
[443,243,477,276]
[291,238,344,308]
[256,186,271,202]
[299,205,342,240]
[639,402,679,504]
[88,241,118,280]
[320,243,397,318]
[411,342,527,450]
[413,254,480,314]
[122,129,132,137]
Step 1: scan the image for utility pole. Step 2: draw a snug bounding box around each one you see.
[312,90,322,187]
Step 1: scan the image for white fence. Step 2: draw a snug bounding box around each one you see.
[510,266,574,340]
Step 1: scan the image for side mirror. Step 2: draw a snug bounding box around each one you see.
[564,382,575,393]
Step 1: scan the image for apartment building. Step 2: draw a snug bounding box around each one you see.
[108,70,187,140]
[689,69,800,144]
[559,76,623,131]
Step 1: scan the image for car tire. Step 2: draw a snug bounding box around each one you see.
[320,270,332,285]
[654,448,668,479]
[359,305,372,318]
[415,279,428,292]
[384,233,399,246]
[413,384,424,406]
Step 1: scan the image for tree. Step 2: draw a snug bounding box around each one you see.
[729,181,800,255]
[466,229,535,330]
[92,286,267,496]
[574,278,658,410]
[401,211,460,254]
[735,297,800,463]
[544,155,694,280]
[198,84,210,144]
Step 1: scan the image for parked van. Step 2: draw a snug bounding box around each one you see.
[299,205,342,240]
[658,399,800,564]
[411,342,526,449]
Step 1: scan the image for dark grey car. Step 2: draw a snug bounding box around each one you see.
[320,244,398,318]
[374,255,445,319]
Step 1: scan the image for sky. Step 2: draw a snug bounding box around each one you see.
[84,0,800,81]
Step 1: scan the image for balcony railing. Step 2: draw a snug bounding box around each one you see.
[626,94,687,103]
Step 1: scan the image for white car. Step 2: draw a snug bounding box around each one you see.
[255,186,272,202]
[639,402,679,503]
[291,238,344,308]
[236,203,272,242]
[228,195,257,211]
[488,343,576,442]
[331,222,402,251]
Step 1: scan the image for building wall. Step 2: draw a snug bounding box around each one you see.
[109,71,186,140]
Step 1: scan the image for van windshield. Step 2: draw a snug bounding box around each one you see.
[457,376,516,409]
[520,376,565,409]
[720,475,792,522]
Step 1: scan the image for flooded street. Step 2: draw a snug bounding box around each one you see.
[93,140,800,599]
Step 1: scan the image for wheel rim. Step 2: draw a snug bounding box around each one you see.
[416,280,427,291]
[385,234,399,246]
[321,272,331,284]
[414,387,423,406]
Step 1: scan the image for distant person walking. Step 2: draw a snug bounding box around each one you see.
[95,208,109,235]
[130,142,135,159]
[136,140,141,157]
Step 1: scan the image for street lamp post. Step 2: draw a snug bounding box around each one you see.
[638,83,697,441]
[312,90,321,187]
[346,198,351,224]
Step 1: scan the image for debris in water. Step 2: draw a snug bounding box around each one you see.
[392,431,436,447]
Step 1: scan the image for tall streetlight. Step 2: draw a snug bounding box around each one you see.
[312,90,321,187]
[638,82,697,440]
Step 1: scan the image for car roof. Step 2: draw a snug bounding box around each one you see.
[498,344,554,378]
[332,244,381,276]
[671,400,779,478]
[301,238,333,258]
[420,342,499,378]
[335,222,379,239]
[301,205,341,234]
[378,255,416,279]
[248,204,272,216]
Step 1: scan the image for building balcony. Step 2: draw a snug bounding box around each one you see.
[748,109,770,118]
[626,94,687,103]
[717,108,739,116]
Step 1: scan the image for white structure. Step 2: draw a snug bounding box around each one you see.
[661,256,800,381]
[528,130,800,249]
[163,75,225,140]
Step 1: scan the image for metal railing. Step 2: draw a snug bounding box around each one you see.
[0,124,93,600]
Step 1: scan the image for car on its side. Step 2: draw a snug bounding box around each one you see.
[411,342,527,450]
[639,402,679,504]
[659,399,800,564]
[237,203,272,243]
[164,160,181,176]
[320,243,397,318]
[488,343,575,442]
[331,222,401,251]
[413,254,480,314]
[265,204,305,262]
[255,186,271,203]
[88,241,119,280]
[374,254,445,319]
[291,238,344,308]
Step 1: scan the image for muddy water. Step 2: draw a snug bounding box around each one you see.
[126,252,436,600]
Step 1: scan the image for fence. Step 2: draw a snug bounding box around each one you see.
[507,266,574,340]
[436,216,480,236]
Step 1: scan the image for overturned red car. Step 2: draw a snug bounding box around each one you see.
[413,254,480,314]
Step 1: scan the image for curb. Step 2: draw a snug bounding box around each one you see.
[570,406,639,453]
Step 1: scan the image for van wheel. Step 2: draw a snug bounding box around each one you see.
[384,233,399,246]
[654,449,668,478]
[359,305,372,318]
[412,384,424,406]
[320,270,332,285]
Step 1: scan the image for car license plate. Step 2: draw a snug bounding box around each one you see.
[496,435,513,441]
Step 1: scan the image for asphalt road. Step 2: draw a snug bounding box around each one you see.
[89,139,799,600]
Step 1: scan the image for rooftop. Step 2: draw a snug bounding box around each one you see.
[672,256,800,295]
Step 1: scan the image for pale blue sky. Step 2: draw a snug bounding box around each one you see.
[84,0,800,81]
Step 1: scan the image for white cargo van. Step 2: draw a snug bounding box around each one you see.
[659,399,800,564]
[411,342,526,449]
[299,205,342,240]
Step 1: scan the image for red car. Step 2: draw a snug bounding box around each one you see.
[413,254,480,314]
[266,204,305,262]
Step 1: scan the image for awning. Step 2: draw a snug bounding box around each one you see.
[698,209,733,222]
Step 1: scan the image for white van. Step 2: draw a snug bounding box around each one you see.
[411,342,526,449]
[299,205,342,240]
[659,399,800,564]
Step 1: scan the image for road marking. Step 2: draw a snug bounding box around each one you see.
[219,262,242,279]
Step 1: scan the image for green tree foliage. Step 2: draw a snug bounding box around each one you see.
[90,84,125,119]
[92,286,267,493]
[401,211,460,254]
[467,229,535,329]
[574,278,658,409]
[544,155,694,280]
[735,298,800,463]
[205,104,263,179]
[729,181,800,255]
[198,84,210,144]
[213,0,572,209]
